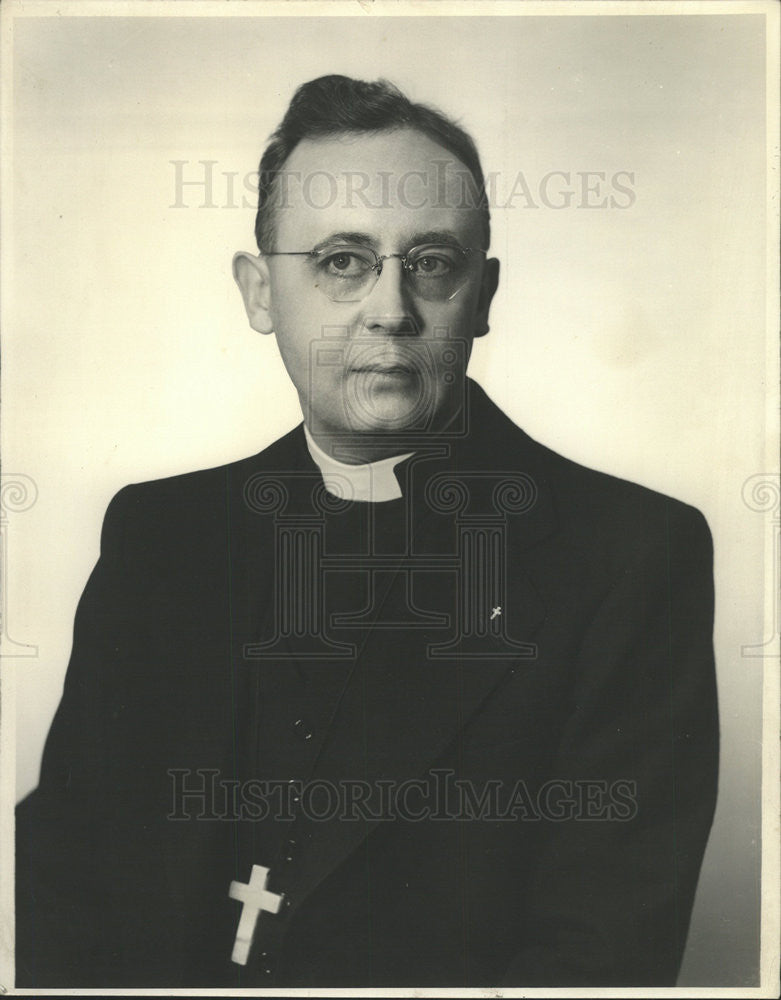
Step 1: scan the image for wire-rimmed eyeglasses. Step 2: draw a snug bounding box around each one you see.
[260,243,487,303]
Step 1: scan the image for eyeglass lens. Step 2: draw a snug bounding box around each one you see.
[309,244,476,303]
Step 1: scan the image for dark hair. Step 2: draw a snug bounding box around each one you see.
[254,74,490,251]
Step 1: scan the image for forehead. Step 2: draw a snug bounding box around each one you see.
[273,128,484,249]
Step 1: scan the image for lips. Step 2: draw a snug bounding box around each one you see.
[350,361,417,376]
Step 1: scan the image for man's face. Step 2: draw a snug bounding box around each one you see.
[236,128,498,458]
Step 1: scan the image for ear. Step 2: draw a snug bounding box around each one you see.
[232,251,275,335]
[473,256,499,338]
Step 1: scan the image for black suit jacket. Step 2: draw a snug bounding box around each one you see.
[16,379,718,988]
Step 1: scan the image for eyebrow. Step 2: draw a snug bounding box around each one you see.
[408,230,468,247]
[311,232,375,252]
[311,230,470,252]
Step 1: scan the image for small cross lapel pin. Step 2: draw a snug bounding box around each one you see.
[229,864,284,966]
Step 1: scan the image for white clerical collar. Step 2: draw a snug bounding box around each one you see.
[303,425,413,503]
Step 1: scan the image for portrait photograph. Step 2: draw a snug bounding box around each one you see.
[1,1,778,995]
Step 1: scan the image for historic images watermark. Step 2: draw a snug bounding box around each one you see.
[170,160,637,212]
[303,334,473,439]
[740,473,781,658]
[242,465,539,662]
[0,474,39,658]
[168,768,639,824]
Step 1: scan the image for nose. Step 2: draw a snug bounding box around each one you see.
[361,256,418,336]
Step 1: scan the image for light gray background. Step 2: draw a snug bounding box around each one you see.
[4,10,769,987]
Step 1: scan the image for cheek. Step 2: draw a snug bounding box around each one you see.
[274,313,352,403]
[271,298,317,371]
[431,300,479,342]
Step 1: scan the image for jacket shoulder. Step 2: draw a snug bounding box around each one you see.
[518,429,712,566]
[473,382,708,537]
[98,424,305,560]
[469,378,711,570]
[107,424,303,511]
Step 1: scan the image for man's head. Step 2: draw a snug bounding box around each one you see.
[252,75,491,254]
[234,75,499,460]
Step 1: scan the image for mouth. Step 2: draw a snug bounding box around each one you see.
[350,362,418,376]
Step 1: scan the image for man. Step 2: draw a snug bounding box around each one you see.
[16,75,718,988]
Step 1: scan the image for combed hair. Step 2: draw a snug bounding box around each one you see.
[254,74,490,251]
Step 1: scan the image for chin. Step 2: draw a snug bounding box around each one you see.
[341,377,449,435]
[349,397,438,435]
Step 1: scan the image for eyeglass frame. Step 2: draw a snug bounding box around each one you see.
[257,242,488,302]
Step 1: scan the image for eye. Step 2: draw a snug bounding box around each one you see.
[408,248,461,277]
[319,248,373,278]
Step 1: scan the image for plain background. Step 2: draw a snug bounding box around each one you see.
[3,7,772,988]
